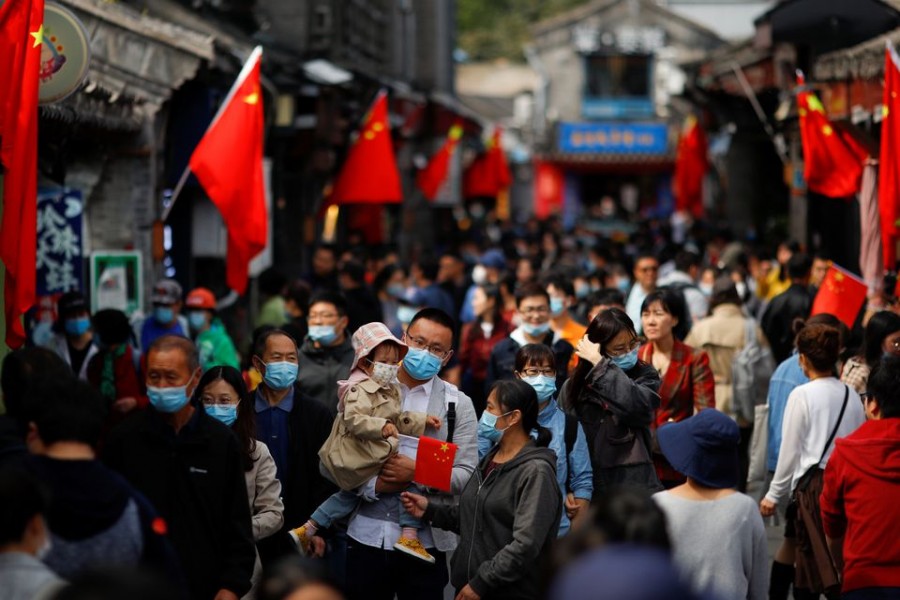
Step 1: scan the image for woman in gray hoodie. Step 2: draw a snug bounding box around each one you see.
[402,379,561,600]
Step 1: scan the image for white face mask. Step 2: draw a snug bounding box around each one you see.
[369,361,400,388]
[735,281,747,299]
[472,265,488,285]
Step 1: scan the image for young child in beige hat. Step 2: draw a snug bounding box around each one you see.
[289,322,440,562]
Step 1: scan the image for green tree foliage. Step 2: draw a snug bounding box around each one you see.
[457,0,589,61]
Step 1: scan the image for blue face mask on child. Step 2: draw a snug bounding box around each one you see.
[611,348,638,371]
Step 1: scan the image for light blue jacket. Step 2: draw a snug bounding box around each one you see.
[767,353,808,472]
[478,399,593,536]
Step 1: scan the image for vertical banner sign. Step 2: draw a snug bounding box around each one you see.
[36,187,84,296]
[90,251,143,317]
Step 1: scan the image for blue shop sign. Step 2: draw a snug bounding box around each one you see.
[558,122,668,154]
[36,187,84,296]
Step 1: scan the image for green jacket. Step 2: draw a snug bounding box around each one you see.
[197,319,240,371]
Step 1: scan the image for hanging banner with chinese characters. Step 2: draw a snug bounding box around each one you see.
[36,187,84,296]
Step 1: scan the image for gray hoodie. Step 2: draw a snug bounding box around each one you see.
[426,442,561,599]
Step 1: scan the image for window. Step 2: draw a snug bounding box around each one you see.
[584,54,651,99]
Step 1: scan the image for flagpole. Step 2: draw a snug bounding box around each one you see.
[162,45,263,223]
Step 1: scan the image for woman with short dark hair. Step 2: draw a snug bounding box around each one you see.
[638,290,715,488]
[559,308,662,496]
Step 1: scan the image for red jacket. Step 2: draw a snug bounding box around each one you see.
[639,339,716,483]
[458,318,513,382]
[821,418,900,592]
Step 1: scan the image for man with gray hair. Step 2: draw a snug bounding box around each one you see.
[104,335,255,600]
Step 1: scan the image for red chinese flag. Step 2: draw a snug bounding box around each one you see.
[673,115,708,218]
[330,90,402,205]
[811,265,868,328]
[463,128,510,198]
[533,160,564,219]
[0,0,44,348]
[414,436,457,492]
[189,47,267,295]
[880,44,900,269]
[798,80,866,199]
[416,124,462,201]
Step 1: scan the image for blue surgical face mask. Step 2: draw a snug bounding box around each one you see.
[188,311,207,331]
[154,306,175,325]
[263,361,299,390]
[64,316,91,337]
[387,283,406,299]
[147,373,196,414]
[522,321,551,337]
[397,305,418,324]
[575,284,590,299]
[308,325,338,345]
[611,348,639,371]
[402,347,443,381]
[616,279,631,294]
[550,297,566,316]
[523,375,556,403]
[205,404,238,427]
[478,410,511,444]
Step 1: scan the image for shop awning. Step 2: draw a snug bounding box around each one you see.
[814,25,900,80]
[45,0,215,130]
[754,0,900,52]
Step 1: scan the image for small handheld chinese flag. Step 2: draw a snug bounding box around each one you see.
[811,264,868,328]
[414,436,457,492]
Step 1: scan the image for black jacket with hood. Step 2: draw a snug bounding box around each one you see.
[425,442,561,600]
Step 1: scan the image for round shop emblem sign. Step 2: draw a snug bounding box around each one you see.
[38,2,91,105]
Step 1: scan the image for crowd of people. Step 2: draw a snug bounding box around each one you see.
[2,216,900,600]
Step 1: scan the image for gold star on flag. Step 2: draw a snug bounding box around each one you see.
[440,443,450,452]
[822,125,833,136]
[807,94,825,113]
[834,272,844,282]
[373,122,385,132]
[244,91,259,105]
[30,24,44,48]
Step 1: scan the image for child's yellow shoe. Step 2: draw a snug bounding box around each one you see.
[393,537,436,564]
[288,525,311,556]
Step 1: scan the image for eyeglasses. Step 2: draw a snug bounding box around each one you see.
[520,306,549,316]
[308,312,339,322]
[520,367,555,377]
[405,335,450,359]
[606,339,640,358]
[637,266,658,273]
[200,395,240,406]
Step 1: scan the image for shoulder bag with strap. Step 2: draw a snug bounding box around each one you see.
[794,384,849,493]
[790,384,849,594]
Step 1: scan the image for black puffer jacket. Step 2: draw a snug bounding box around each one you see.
[560,359,662,496]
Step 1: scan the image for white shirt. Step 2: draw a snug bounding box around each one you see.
[764,377,866,504]
[625,284,650,334]
[348,377,436,549]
